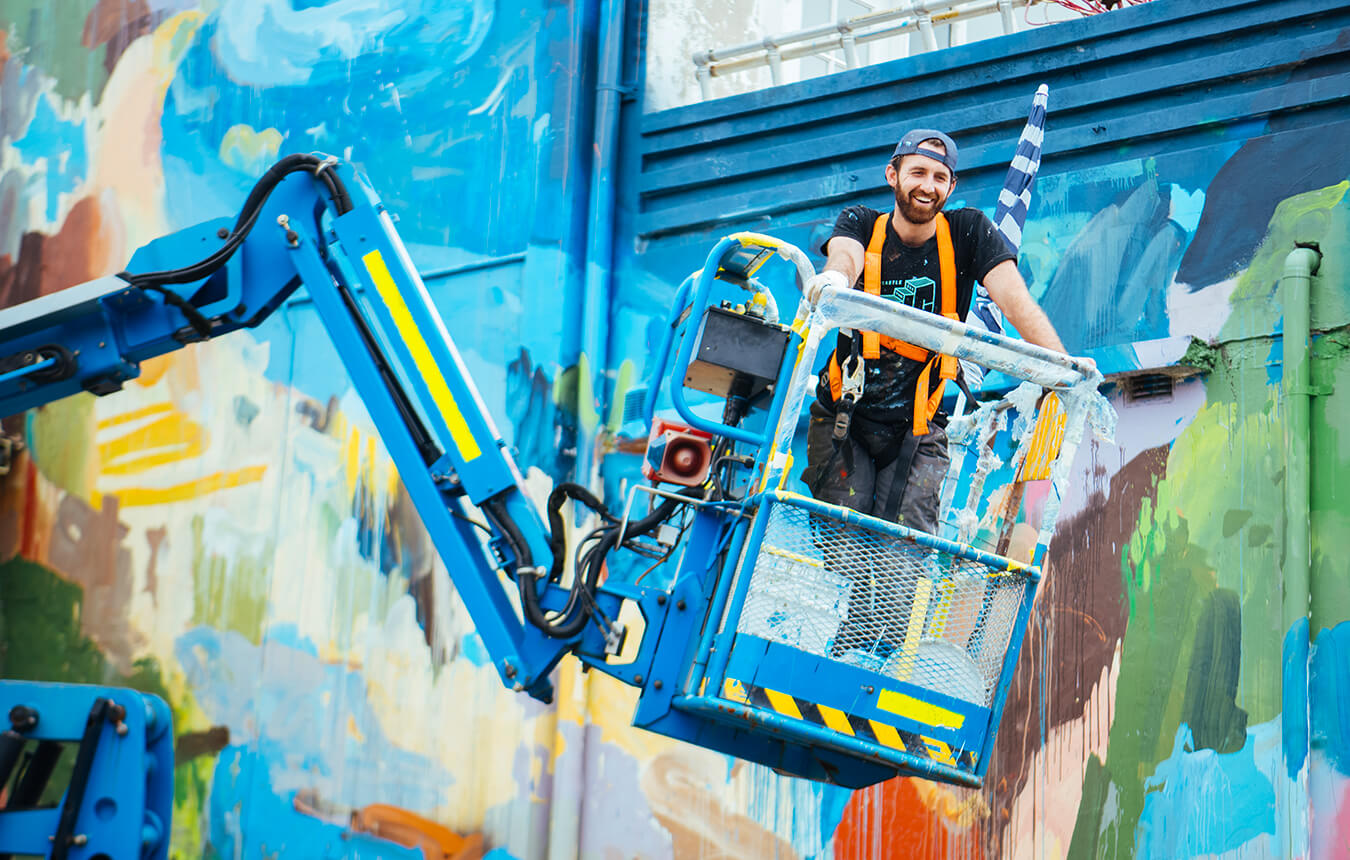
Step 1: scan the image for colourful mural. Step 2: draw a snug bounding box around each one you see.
[0,1,1348,859]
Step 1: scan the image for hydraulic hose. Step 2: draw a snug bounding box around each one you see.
[118,154,354,337]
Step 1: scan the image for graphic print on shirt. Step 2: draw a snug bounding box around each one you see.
[881,276,937,312]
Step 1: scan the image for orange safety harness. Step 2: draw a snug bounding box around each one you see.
[827,212,960,436]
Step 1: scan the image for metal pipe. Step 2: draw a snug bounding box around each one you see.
[1281,242,1319,853]
[575,0,627,491]
[703,0,1004,78]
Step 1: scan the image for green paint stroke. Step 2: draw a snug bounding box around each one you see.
[1167,343,1287,724]
[1180,588,1248,754]
[1076,349,1294,857]
[28,394,98,502]
[1220,180,1350,342]
[189,515,270,645]
[0,0,109,102]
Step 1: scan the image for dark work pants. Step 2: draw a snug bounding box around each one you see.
[800,401,951,656]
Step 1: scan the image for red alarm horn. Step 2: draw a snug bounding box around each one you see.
[642,419,713,486]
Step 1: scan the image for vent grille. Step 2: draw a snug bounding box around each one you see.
[1123,373,1175,402]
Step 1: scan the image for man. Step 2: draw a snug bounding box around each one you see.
[800,129,1073,535]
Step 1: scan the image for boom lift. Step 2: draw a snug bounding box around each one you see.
[0,154,1107,858]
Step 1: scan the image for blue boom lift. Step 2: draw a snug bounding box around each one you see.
[0,154,1103,859]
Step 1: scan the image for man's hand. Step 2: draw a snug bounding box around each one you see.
[805,270,850,304]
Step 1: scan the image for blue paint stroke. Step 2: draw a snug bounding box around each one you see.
[209,0,493,88]
[175,624,454,816]
[1284,617,1310,777]
[1311,620,1350,775]
[12,94,88,223]
[211,744,424,859]
[1136,723,1276,858]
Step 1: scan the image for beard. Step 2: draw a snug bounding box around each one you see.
[895,187,945,224]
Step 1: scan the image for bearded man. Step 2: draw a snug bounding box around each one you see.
[800,129,1072,536]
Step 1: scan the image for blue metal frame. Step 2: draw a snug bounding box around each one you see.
[0,682,173,860]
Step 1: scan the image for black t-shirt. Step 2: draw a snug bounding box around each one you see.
[815,205,1015,422]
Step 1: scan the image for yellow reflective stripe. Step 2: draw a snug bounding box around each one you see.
[764,687,804,721]
[722,678,751,704]
[868,719,905,750]
[361,250,481,462]
[816,703,854,736]
[876,689,966,730]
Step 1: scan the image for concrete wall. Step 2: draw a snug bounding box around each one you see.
[1,0,1348,859]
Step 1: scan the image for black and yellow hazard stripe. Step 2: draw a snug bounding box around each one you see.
[723,677,977,770]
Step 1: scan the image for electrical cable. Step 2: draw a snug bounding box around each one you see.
[118,153,354,334]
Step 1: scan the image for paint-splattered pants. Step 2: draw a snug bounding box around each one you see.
[800,402,950,657]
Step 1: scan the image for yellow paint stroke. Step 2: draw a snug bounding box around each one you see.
[97,401,173,430]
[921,736,958,766]
[114,465,267,507]
[98,412,205,475]
[346,714,366,744]
[220,124,284,175]
[722,678,751,705]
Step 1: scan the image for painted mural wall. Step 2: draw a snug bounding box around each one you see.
[1,2,1348,860]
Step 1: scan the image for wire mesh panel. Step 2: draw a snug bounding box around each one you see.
[735,497,1032,707]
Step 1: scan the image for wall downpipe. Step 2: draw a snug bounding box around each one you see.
[575,0,626,493]
[1280,242,1319,853]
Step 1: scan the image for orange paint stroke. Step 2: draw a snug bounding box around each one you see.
[113,465,266,507]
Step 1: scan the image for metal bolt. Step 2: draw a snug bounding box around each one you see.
[217,228,229,239]
[676,600,686,611]
[656,594,666,606]
[9,705,38,732]
[277,214,290,227]
[653,680,663,690]
[634,674,644,685]
[98,341,105,349]
[72,834,88,846]
[503,662,517,679]
[862,685,874,694]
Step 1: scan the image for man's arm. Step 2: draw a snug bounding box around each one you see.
[822,235,865,285]
[805,236,866,303]
[981,259,1069,354]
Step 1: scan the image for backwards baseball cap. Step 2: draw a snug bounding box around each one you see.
[892,129,958,173]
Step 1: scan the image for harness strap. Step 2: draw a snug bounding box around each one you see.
[828,212,960,434]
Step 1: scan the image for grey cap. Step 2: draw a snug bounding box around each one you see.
[892,129,958,173]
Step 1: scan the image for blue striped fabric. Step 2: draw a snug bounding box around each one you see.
[963,85,1049,392]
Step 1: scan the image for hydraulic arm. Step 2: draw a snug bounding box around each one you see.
[0,151,1110,860]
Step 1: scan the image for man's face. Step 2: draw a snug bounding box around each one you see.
[886,144,954,225]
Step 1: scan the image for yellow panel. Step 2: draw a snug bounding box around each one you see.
[764,688,803,721]
[867,720,906,750]
[816,703,855,736]
[361,250,481,462]
[876,689,966,730]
